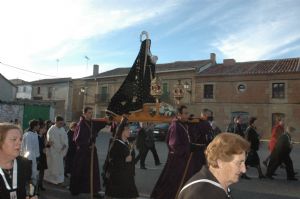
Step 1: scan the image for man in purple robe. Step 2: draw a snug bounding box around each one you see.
[69,107,106,198]
[151,105,192,199]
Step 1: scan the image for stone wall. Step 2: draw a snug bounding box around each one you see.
[0,103,23,125]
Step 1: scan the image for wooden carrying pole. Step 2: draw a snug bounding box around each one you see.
[90,142,95,199]
[175,152,193,199]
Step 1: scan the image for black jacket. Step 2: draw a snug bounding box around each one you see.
[234,123,244,137]
[272,133,292,156]
[0,156,32,199]
[37,135,48,170]
[105,139,138,198]
[136,128,147,150]
[245,126,260,151]
[178,166,231,199]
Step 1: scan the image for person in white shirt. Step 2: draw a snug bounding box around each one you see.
[21,119,40,183]
[44,116,68,185]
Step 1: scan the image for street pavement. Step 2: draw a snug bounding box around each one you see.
[40,130,300,199]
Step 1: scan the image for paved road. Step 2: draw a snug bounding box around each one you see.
[40,130,300,199]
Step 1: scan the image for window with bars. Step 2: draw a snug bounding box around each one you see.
[272,83,285,99]
[203,84,214,99]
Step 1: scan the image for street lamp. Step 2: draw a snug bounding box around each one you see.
[79,87,87,107]
[183,81,192,94]
[80,87,86,94]
[84,56,90,71]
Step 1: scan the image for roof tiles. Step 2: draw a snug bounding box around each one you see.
[85,60,211,79]
[199,58,300,76]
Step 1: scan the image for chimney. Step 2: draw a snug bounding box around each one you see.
[210,53,216,64]
[223,59,236,66]
[93,64,99,76]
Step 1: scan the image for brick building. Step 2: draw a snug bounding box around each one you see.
[194,57,300,140]
[72,55,300,141]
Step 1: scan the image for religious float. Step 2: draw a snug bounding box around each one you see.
[97,31,191,123]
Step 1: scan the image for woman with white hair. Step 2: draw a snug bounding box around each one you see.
[179,133,250,199]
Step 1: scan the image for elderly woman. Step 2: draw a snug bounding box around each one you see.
[0,123,38,199]
[105,119,139,199]
[179,133,250,199]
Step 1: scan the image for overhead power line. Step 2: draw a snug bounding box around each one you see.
[0,61,59,78]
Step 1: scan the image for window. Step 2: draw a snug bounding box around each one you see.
[272,113,285,128]
[203,84,214,99]
[48,87,52,99]
[272,83,285,99]
[23,86,26,92]
[237,83,246,92]
[37,87,41,94]
[101,86,108,101]
[163,83,168,94]
[161,83,170,101]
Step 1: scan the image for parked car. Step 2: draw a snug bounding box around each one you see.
[153,123,169,141]
[129,122,141,138]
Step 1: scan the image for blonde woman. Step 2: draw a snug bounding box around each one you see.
[0,123,38,199]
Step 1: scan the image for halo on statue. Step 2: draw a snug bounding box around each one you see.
[140,31,149,42]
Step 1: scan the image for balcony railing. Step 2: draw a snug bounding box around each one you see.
[95,93,110,103]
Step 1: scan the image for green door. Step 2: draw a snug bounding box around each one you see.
[22,104,50,130]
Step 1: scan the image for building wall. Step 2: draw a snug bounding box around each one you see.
[194,73,300,140]
[0,103,23,125]
[71,79,85,121]
[86,70,196,117]
[156,70,195,105]
[0,76,16,101]
[73,69,300,141]
[16,85,32,99]
[0,102,56,129]
[32,82,72,121]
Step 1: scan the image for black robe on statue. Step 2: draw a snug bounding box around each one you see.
[69,116,106,195]
[107,38,156,115]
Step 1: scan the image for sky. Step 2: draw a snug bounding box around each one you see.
[0,0,300,81]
